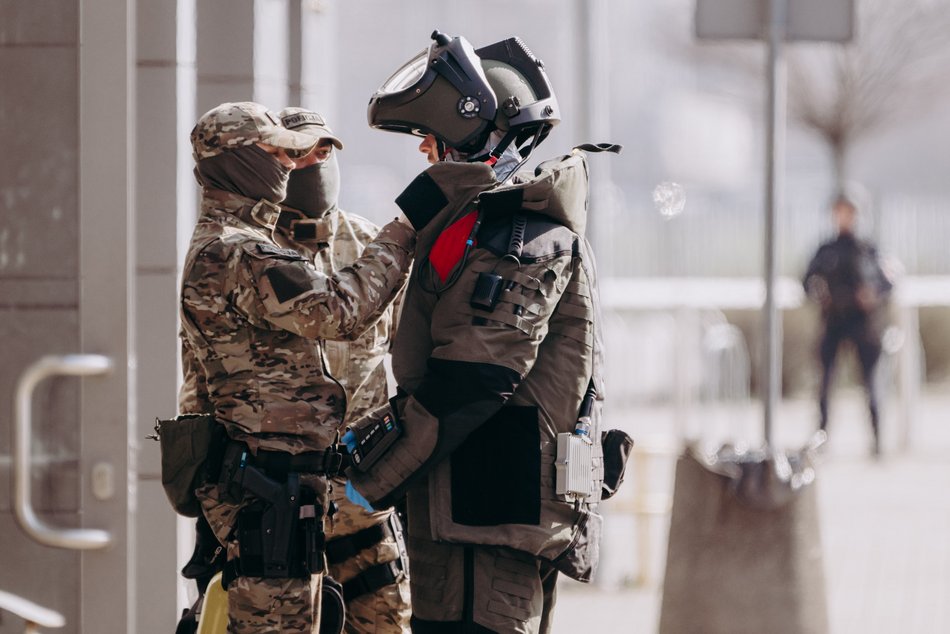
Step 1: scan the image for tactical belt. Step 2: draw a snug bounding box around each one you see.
[335,444,354,471]
[326,522,391,565]
[247,446,343,477]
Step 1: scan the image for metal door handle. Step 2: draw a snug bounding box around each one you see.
[14,354,114,550]
[0,589,65,630]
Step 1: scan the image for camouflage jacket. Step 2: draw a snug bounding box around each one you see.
[273,206,403,425]
[178,188,414,454]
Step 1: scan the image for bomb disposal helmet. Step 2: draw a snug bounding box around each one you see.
[368,30,559,157]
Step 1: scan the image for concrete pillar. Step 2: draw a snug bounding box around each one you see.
[196,0,291,114]
[289,0,340,118]
[660,451,828,634]
[135,0,197,629]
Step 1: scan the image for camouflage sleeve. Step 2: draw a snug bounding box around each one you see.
[388,279,408,351]
[178,331,213,414]
[234,219,415,341]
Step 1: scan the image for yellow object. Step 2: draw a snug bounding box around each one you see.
[196,572,228,634]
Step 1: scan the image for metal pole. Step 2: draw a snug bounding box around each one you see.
[575,0,612,252]
[763,0,787,448]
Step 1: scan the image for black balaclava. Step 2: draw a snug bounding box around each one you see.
[195,144,291,203]
[282,153,341,219]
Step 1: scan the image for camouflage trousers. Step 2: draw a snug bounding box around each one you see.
[225,559,322,633]
[198,475,329,633]
[326,476,412,633]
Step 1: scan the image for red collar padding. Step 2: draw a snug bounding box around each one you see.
[429,211,478,282]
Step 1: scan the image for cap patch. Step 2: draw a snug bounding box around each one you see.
[282,112,327,129]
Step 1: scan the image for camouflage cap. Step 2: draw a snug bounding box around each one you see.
[278,107,344,150]
[191,101,319,161]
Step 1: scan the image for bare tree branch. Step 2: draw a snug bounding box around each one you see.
[788,0,950,183]
[657,0,950,186]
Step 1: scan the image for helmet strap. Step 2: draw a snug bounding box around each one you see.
[493,124,547,185]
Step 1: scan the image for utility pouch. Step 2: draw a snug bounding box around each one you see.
[551,510,603,583]
[152,413,225,517]
[600,429,634,500]
[470,271,504,311]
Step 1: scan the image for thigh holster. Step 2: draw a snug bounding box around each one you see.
[223,468,326,585]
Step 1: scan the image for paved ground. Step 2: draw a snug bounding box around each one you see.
[551,387,950,633]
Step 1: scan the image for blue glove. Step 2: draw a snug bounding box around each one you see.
[345,480,374,513]
[341,429,358,454]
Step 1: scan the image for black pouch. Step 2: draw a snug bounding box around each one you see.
[320,575,346,634]
[551,510,603,582]
[181,514,224,593]
[154,414,226,517]
[600,429,634,500]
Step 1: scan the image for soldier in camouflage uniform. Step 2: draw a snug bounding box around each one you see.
[179,101,416,633]
[274,107,412,633]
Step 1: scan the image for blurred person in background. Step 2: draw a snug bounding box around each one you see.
[803,192,894,457]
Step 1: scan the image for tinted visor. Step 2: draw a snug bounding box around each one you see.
[369,33,502,152]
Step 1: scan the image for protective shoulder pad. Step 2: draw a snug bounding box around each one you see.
[395,172,448,231]
[396,162,497,231]
[478,152,590,236]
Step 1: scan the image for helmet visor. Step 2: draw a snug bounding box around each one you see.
[378,48,429,95]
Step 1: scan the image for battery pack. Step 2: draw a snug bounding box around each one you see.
[350,412,401,472]
[555,432,594,498]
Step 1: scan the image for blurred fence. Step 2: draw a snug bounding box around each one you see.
[594,186,950,279]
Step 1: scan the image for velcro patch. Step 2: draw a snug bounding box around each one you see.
[281,111,325,129]
[256,243,306,261]
[265,264,312,303]
[395,171,448,230]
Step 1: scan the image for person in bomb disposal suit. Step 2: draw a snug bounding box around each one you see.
[343,32,632,634]
[275,106,412,633]
[803,192,894,457]
[179,101,416,632]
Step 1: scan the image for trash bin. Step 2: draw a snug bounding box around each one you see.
[659,434,828,634]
